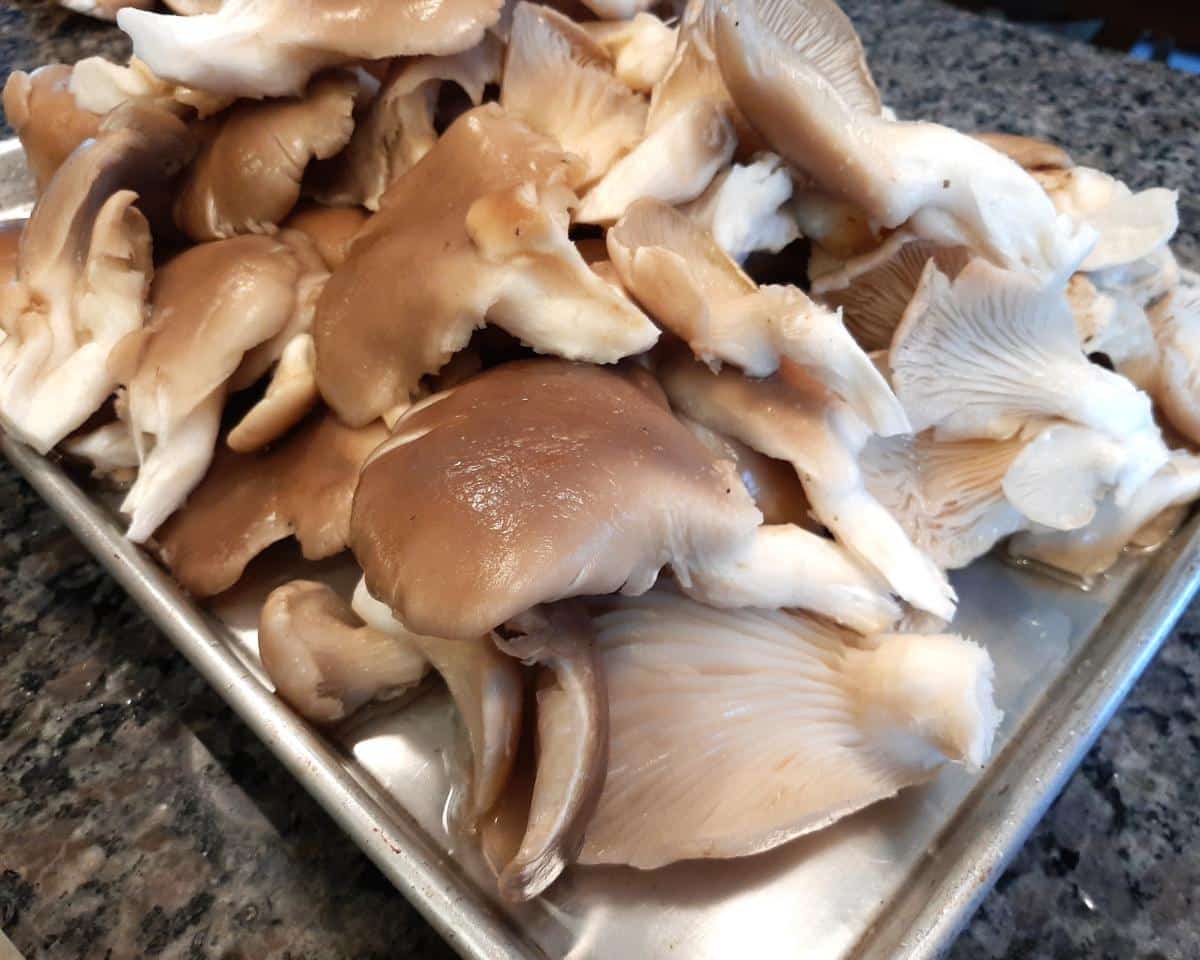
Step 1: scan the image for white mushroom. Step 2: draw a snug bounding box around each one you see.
[714,0,1095,281]
[578,590,1001,869]
[69,55,232,118]
[118,0,505,99]
[659,354,956,620]
[501,4,646,186]
[581,14,677,93]
[608,199,909,436]
[680,152,800,263]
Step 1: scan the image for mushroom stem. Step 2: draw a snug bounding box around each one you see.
[494,604,607,901]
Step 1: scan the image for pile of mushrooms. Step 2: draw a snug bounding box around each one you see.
[4,0,1195,902]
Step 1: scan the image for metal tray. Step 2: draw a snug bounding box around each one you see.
[5,141,1200,960]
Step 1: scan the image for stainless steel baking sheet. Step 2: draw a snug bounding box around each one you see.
[5,142,1199,960]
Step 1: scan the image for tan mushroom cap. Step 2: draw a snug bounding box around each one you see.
[281,204,368,270]
[313,103,658,427]
[259,580,429,724]
[119,0,506,99]
[3,65,102,193]
[972,132,1074,172]
[157,411,388,596]
[175,71,357,240]
[350,359,761,641]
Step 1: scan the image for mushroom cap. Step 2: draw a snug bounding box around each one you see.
[259,580,429,723]
[501,2,647,187]
[0,220,23,285]
[578,591,999,869]
[313,103,658,427]
[972,132,1074,172]
[281,204,368,270]
[3,65,102,193]
[350,359,762,641]
[309,35,503,211]
[175,70,358,240]
[112,233,323,440]
[118,0,505,99]
[157,411,388,596]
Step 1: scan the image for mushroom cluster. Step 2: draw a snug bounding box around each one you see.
[4,0,1194,902]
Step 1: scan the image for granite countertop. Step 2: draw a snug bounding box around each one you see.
[1,2,1198,958]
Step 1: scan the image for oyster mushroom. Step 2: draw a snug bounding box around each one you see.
[352,580,523,818]
[163,0,223,12]
[118,0,505,99]
[1091,245,1180,308]
[175,71,357,240]
[226,333,321,453]
[493,605,607,901]
[0,104,193,454]
[112,231,328,541]
[1033,166,1179,273]
[259,580,429,724]
[312,104,659,427]
[157,411,388,595]
[577,0,655,19]
[1148,283,1200,445]
[310,35,503,210]
[971,132,1073,172]
[281,204,368,270]
[0,220,22,283]
[861,431,1029,569]
[680,152,800,263]
[714,0,1094,280]
[811,234,970,351]
[350,359,899,638]
[578,590,1001,869]
[1010,452,1200,579]
[608,199,909,436]
[581,13,677,93]
[3,65,102,193]
[658,353,955,620]
[501,3,646,187]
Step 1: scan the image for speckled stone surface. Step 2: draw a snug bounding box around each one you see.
[0,2,1197,959]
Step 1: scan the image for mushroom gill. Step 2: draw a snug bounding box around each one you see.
[310,35,503,210]
[259,580,429,724]
[714,0,1094,281]
[156,411,388,596]
[608,199,909,436]
[351,358,899,638]
[3,65,102,194]
[658,353,955,620]
[175,71,358,240]
[578,590,1000,870]
[312,104,659,427]
[0,104,193,454]
[111,231,328,540]
[501,3,647,187]
[118,0,506,99]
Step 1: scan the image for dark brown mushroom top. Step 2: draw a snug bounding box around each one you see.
[157,411,388,596]
[350,359,761,640]
[3,65,102,193]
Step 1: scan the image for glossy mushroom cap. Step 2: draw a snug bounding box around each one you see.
[157,411,388,596]
[281,205,368,270]
[313,103,658,427]
[3,65,102,193]
[350,359,762,641]
[118,0,506,99]
[175,71,357,240]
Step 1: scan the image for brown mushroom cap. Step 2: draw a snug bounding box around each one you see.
[281,204,368,270]
[175,71,357,240]
[259,580,429,724]
[350,359,761,641]
[972,132,1073,172]
[157,411,388,596]
[313,103,658,427]
[3,65,102,193]
[119,0,506,99]
[0,220,23,285]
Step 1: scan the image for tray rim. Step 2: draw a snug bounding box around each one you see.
[8,434,1200,960]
